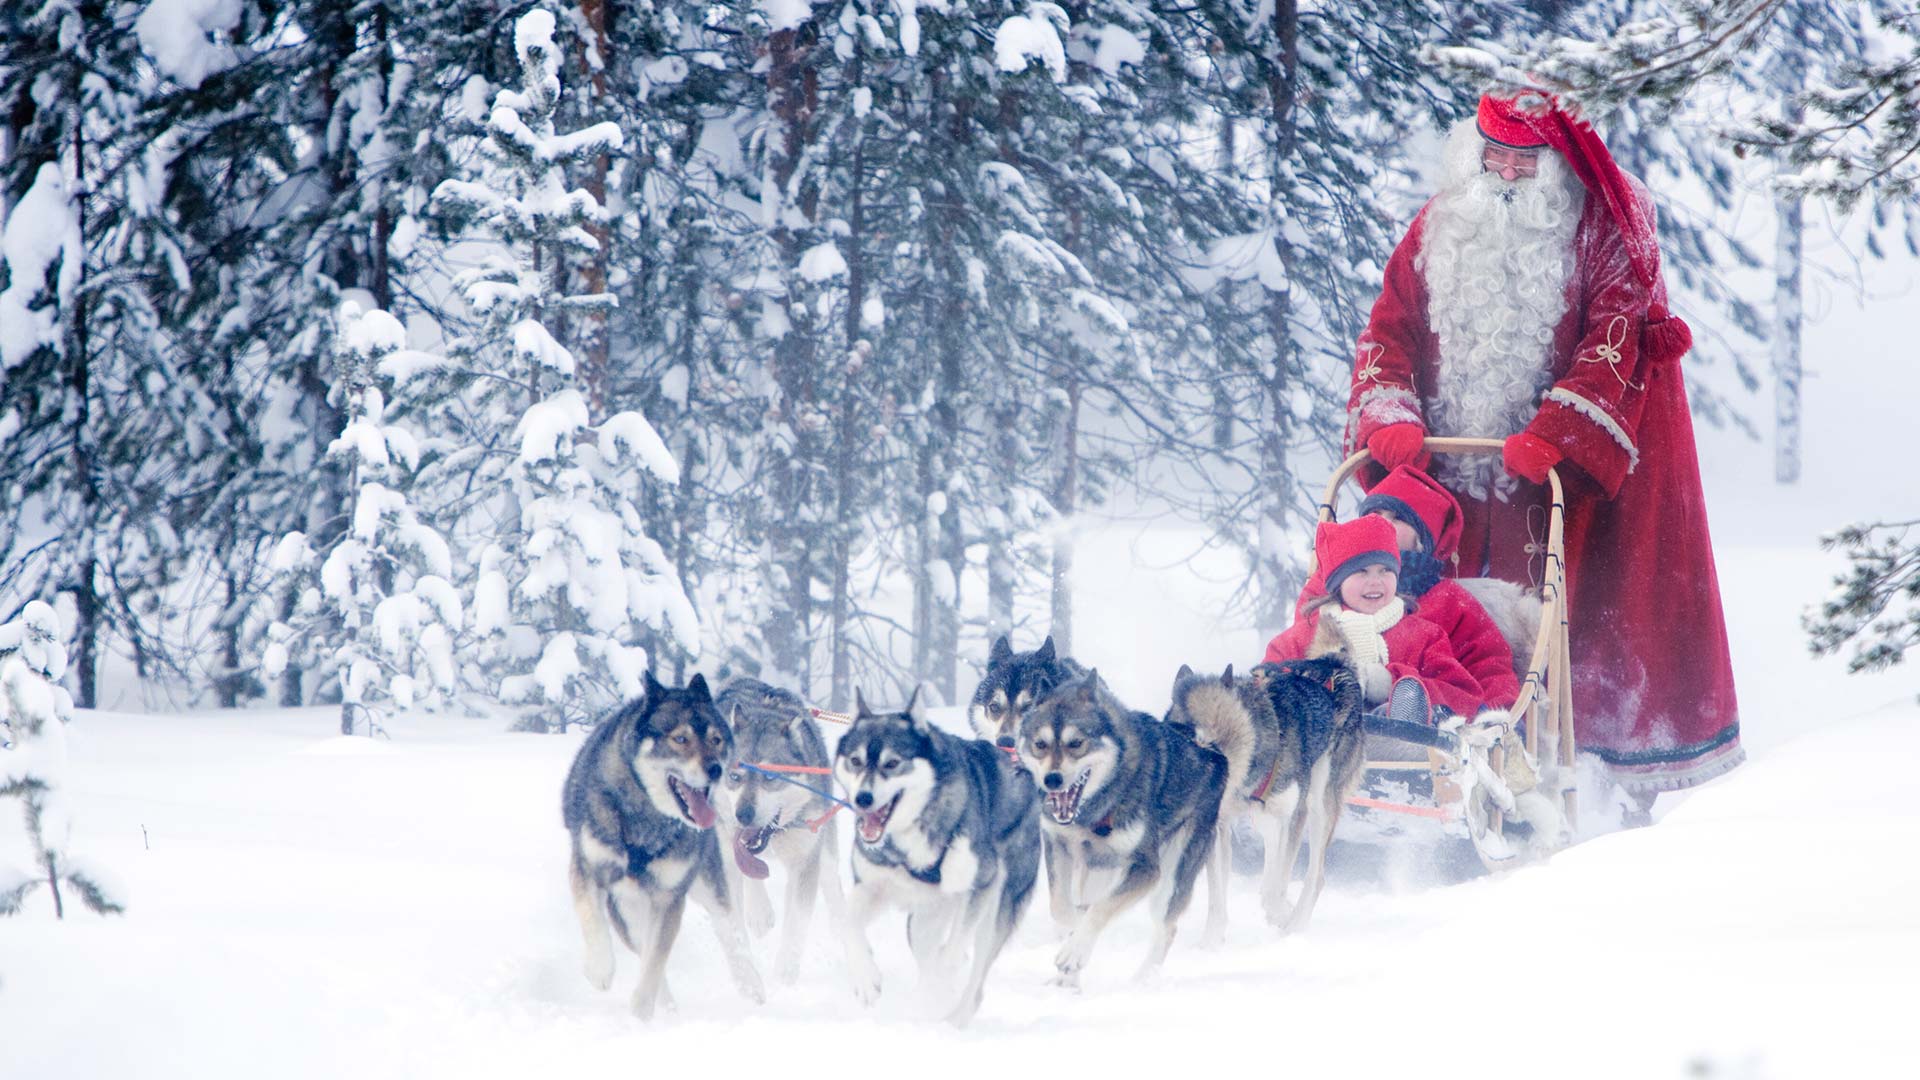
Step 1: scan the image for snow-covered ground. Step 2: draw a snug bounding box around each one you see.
[4,521,1915,1078]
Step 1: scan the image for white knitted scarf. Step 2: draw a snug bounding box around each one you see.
[1325,598,1406,670]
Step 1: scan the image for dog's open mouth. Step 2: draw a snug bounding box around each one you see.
[732,817,782,879]
[1045,769,1091,825]
[856,794,900,845]
[668,775,718,829]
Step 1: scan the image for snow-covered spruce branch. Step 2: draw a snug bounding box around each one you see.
[1805,519,1920,679]
[1423,1,1786,117]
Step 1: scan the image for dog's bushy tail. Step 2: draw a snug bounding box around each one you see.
[1186,684,1259,801]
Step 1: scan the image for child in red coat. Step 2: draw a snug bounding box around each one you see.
[1293,466,1521,710]
[1265,515,1486,719]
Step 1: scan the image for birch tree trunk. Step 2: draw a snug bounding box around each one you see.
[1255,0,1303,630]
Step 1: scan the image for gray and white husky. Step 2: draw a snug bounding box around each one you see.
[1018,669,1253,987]
[967,634,1085,749]
[562,672,765,1019]
[833,689,1041,1025]
[716,677,845,984]
[1167,657,1364,935]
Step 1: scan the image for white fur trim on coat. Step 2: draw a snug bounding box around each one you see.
[1348,385,1424,446]
[1544,387,1639,473]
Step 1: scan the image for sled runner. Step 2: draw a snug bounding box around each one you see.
[1318,437,1578,869]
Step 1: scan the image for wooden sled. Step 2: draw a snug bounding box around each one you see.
[1317,437,1578,870]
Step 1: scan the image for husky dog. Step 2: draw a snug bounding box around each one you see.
[716,678,845,984]
[968,635,1084,749]
[1169,657,1364,935]
[1018,669,1252,987]
[562,672,766,1019]
[834,689,1040,1025]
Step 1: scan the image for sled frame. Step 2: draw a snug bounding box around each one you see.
[1316,437,1578,868]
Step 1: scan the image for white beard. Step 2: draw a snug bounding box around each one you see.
[1418,121,1585,500]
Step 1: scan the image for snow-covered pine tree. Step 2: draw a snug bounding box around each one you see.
[429,7,696,732]
[264,303,461,735]
[149,0,497,707]
[569,0,771,686]
[0,601,123,918]
[0,0,237,707]
[1806,520,1920,687]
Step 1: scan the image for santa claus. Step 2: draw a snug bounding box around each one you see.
[1344,90,1742,803]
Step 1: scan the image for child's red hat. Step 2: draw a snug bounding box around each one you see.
[1358,465,1463,560]
[1315,515,1401,599]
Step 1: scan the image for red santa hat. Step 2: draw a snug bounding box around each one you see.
[1475,90,1660,295]
[1315,516,1401,599]
[1357,465,1463,561]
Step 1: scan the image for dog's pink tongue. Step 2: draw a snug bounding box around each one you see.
[733,830,771,879]
[683,784,718,829]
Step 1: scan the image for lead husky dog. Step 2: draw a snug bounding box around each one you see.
[716,678,845,984]
[968,635,1084,750]
[834,689,1040,1025]
[563,672,766,1019]
[1018,669,1253,987]
[1167,657,1364,935]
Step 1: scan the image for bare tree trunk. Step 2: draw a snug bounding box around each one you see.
[1049,378,1079,657]
[573,0,613,416]
[1772,64,1804,485]
[66,112,99,709]
[763,25,821,689]
[1255,0,1302,631]
[828,64,866,712]
[986,410,1017,644]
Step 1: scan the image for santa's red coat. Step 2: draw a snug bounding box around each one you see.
[1263,607,1488,718]
[1345,180,1743,793]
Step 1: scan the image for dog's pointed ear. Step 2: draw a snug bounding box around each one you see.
[904,685,939,733]
[643,669,666,702]
[1221,663,1235,688]
[787,712,812,744]
[727,703,744,730]
[989,635,1013,669]
[855,689,873,718]
[1080,668,1101,701]
[1176,663,1194,683]
[687,672,711,701]
[1037,636,1056,663]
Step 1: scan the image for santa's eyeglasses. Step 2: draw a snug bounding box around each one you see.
[1481,142,1540,180]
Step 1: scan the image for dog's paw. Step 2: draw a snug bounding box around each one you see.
[582,949,615,992]
[946,989,984,1026]
[733,965,767,1006]
[775,950,803,986]
[745,887,776,938]
[1199,920,1227,950]
[1054,931,1094,979]
[849,962,882,1007]
[1046,969,1084,992]
[1261,895,1294,931]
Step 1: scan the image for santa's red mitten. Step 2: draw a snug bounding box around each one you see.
[1502,432,1563,484]
[1366,423,1430,471]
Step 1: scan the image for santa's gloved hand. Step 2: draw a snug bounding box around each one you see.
[1502,433,1563,484]
[1366,423,1430,471]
